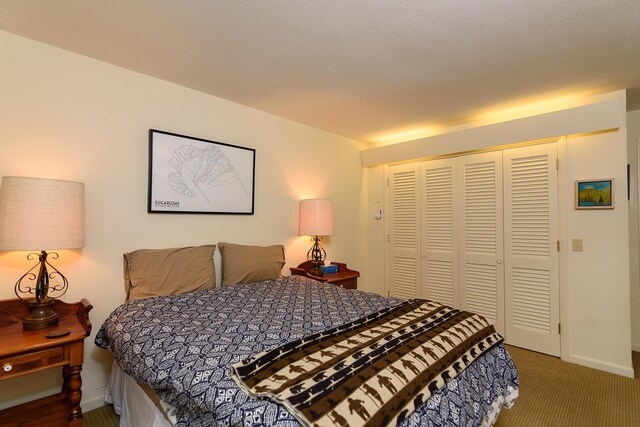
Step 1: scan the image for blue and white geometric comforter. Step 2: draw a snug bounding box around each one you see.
[96,275,518,426]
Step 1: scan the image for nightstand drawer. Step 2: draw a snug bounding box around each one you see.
[0,347,64,379]
[333,278,357,289]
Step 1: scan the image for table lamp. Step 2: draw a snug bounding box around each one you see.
[299,199,333,276]
[0,176,85,330]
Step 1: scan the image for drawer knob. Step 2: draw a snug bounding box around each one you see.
[2,363,12,372]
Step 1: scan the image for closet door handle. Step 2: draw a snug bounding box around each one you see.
[496,259,503,264]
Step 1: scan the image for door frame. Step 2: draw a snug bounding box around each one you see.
[557,137,570,361]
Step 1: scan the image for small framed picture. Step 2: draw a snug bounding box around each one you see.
[575,179,614,210]
[148,129,255,214]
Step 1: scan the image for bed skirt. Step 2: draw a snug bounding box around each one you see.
[106,361,175,427]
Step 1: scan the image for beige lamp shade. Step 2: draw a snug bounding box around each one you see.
[299,199,333,236]
[0,176,85,251]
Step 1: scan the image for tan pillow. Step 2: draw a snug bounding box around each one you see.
[124,245,216,301]
[218,242,285,286]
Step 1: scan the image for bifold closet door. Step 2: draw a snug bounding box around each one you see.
[458,151,505,335]
[503,143,560,356]
[388,163,420,299]
[420,159,458,306]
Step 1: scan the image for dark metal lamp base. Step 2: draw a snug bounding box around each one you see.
[23,298,60,330]
[307,236,326,277]
[309,264,324,276]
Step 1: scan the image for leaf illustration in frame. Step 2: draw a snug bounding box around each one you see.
[168,144,245,202]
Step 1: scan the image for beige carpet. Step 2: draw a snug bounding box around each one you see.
[84,347,640,427]
[496,346,640,427]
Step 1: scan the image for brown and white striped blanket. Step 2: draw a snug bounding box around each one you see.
[231,299,503,427]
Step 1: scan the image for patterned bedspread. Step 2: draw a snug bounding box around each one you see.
[232,300,504,427]
[96,276,518,426]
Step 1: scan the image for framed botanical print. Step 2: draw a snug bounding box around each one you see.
[148,129,255,214]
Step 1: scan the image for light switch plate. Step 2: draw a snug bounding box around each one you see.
[572,239,583,252]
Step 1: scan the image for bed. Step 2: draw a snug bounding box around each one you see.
[95,244,518,426]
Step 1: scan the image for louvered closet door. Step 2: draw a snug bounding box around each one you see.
[388,164,420,299]
[420,159,458,306]
[458,152,505,335]
[503,143,559,356]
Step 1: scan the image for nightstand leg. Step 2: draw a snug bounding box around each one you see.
[61,365,70,396]
[66,364,83,423]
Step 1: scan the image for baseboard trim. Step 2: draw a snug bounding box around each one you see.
[566,353,635,378]
[82,394,107,413]
[632,343,640,352]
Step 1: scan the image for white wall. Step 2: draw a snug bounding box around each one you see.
[362,165,386,296]
[363,91,634,377]
[0,31,367,410]
[628,109,640,351]
[563,122,632,376]
[361,99,622,167]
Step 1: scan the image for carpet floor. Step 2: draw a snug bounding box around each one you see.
[84,346,640,427]
[495,346,640,427]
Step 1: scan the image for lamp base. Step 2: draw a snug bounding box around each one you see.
[23,298,59,330]
[307,236,326,277]
[309,263,324,277]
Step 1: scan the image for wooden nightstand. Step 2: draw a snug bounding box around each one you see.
[0,298,92,427]
[290,261,360,289]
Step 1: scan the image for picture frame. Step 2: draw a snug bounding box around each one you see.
[575,178,614,210]
[148,129,255,214]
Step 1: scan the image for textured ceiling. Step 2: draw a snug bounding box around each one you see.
[1,1,640,144]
